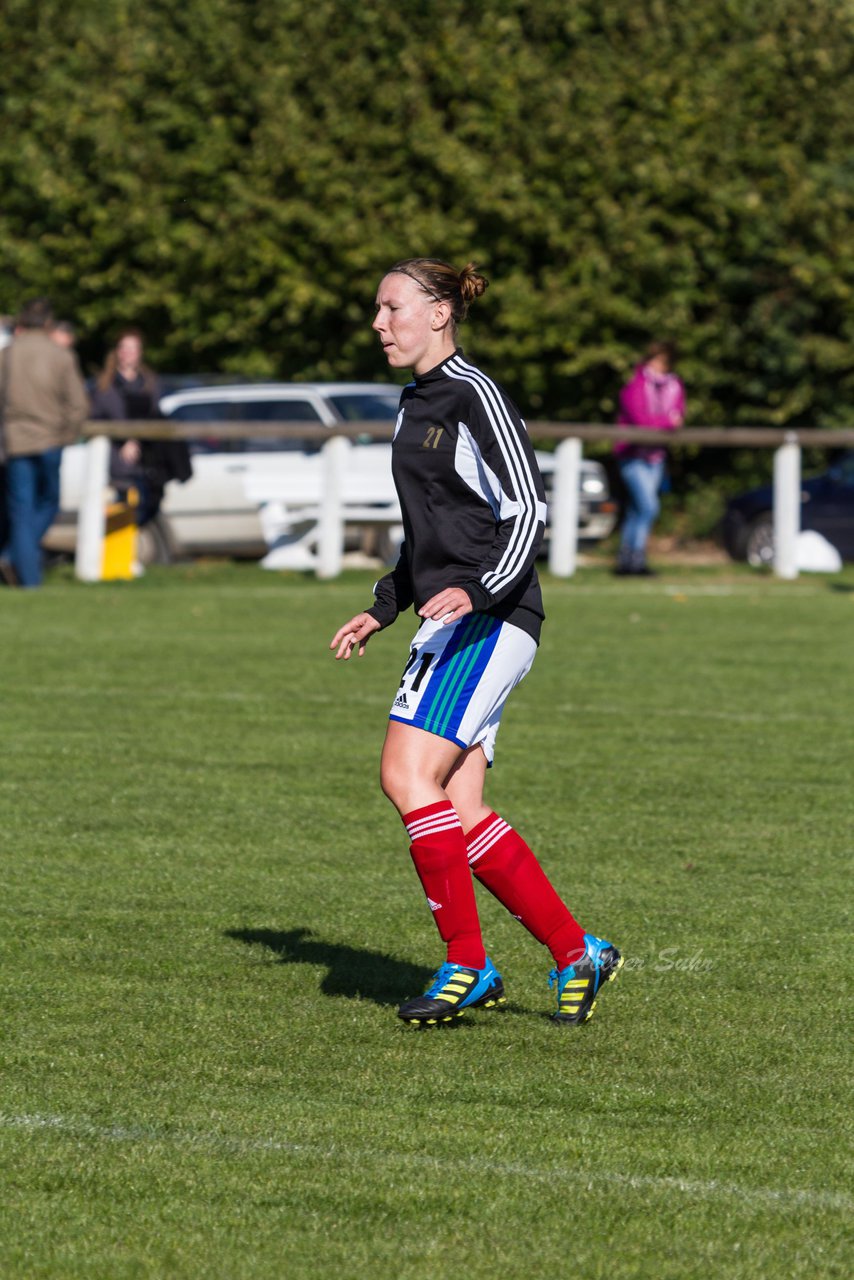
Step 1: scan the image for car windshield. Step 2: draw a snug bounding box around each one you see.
[328,393,400,422]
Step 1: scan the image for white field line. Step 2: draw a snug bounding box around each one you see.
[1,1111,849,1214]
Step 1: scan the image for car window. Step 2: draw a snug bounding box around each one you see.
[167,401,233,422]
[166,397,324,454]
[328,393,400,422]
[234,399,324,452]
[237,400,323,422]
[165,400,242,455]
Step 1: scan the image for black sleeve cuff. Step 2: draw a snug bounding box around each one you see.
[366,604,397,630]
[462,580,493,613]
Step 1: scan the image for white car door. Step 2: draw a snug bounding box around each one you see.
[161,397,327,554]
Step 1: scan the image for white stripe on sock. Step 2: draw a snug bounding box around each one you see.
[407,818,462,840]
[406,809,463,841]
[467,818,510,865]
[406,812,461,834]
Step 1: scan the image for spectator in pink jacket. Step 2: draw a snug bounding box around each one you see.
[614,341,685,576]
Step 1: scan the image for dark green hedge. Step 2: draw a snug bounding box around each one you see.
[2,0,852,433]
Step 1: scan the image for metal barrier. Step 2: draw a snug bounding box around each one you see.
[76,421,854,582]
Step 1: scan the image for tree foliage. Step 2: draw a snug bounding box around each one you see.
[1,0,852,428]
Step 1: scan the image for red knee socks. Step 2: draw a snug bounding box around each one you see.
[404,801,486,969]
[466,812,585,970]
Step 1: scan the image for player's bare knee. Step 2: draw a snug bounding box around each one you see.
[379,756,408,808]
[380,764,422,811]
[380,755,446,815]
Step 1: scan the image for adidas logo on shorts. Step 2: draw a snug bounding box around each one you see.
[394,692,409,709]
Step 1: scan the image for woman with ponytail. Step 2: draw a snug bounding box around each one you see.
[330,258,622,1028]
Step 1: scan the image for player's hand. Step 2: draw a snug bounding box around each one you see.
[418,587,473,625]
[329,612,382,660]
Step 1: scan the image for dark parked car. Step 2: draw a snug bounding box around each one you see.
[721,451,854,566]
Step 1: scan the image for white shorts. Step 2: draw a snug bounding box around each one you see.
[388,613,537,764]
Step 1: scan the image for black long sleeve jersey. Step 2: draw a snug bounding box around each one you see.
[367,349,547,644]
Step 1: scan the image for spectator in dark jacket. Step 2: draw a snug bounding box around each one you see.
[91,328,191,526]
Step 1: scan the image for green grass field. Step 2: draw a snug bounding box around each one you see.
[1,562,851,1280]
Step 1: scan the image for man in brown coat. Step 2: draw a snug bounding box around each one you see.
[0,298,89,586]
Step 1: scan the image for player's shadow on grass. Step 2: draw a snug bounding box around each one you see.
[226,925,536,1022]
[225,926,433,1007]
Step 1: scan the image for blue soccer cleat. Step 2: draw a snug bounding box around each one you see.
[397,957,506,1026]
[549,933,624,1025]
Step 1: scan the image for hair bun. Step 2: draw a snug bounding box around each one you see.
[458,262,489,305]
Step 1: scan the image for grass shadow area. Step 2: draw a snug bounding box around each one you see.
[226,926,433,1007]
[226,926,541,1020]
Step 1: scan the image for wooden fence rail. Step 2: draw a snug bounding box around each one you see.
[74,421,854,582]
[82,421,854,447]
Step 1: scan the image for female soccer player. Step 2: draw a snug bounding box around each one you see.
[330,258,622,1027]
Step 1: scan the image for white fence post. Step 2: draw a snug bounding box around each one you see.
[548,436,582,578]
[316,434,350,579]
[74,435,110,582]
[773,435,801,580]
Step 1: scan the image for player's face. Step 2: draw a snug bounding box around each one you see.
[373,273,441,375]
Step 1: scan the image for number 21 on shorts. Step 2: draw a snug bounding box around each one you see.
[399,646,435,695]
